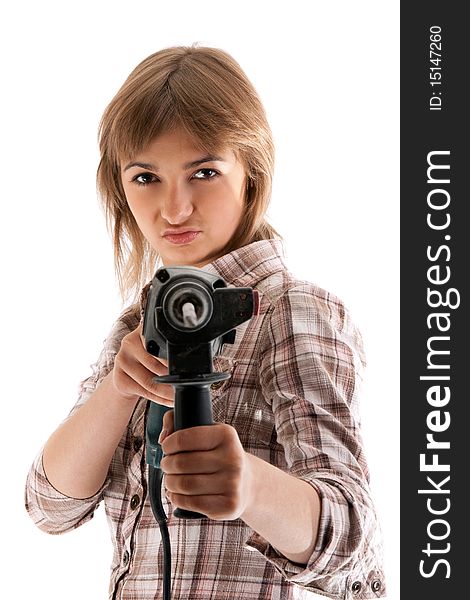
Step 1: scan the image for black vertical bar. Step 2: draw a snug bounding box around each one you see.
[401,3,467,598]
[172,384,214,519]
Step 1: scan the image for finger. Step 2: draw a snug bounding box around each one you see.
[138,324,169,367]
[165,472,226,496]
[160,450,220,475]
[120,361,174,401]
[135,347,169,375]
[146,375,174,401]
[161,409,175,435]
[142,386,174,407]
[161,423,233,455]
[117,370,174,407]
[121,328,169,374]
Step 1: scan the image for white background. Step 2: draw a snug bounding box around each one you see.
[1,1,399,598]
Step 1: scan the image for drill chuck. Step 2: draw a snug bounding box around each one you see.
[162,281,213,331]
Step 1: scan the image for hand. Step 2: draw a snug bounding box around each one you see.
[111,324,174,407]
[160,410,253,520]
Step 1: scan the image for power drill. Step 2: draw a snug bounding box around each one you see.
[142,266,258,520]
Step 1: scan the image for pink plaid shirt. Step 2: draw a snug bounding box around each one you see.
[25,240,386,599]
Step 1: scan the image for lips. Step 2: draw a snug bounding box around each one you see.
[162,230,201,245]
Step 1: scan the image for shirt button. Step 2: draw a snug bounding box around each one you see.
[130,494,140,510]
[133,437,143,452]
[371,580,382,592]
[122,551,129,565]
[352,581,362,594]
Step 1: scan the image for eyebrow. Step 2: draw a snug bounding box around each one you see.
[123,154,225,172]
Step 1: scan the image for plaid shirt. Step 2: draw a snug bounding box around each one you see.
[25,240,386,599]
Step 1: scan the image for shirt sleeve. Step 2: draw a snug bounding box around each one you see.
[24,305,140,534]
[246,284,386,598]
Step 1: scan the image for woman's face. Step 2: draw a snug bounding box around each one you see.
[120,128,247,268]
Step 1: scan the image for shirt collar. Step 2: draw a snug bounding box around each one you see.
[202,239,287,287]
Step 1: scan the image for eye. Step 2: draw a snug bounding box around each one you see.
[192,168,219,180]
[131,172,158,186]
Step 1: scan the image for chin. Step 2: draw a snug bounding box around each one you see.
[159,240,227,269]
[161,251,206,268]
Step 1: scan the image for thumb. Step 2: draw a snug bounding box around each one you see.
[159,409,174,443]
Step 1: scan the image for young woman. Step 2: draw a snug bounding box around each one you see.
[25,45,386,599]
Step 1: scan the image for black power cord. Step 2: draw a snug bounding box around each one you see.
[148,465,172,600]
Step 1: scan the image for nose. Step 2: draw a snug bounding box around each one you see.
[160,182,194,225]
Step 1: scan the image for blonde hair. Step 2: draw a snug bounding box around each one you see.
[97,45,280,301]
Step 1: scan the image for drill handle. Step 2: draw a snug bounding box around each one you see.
[173,384,214,430]
[173,384,213,519]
